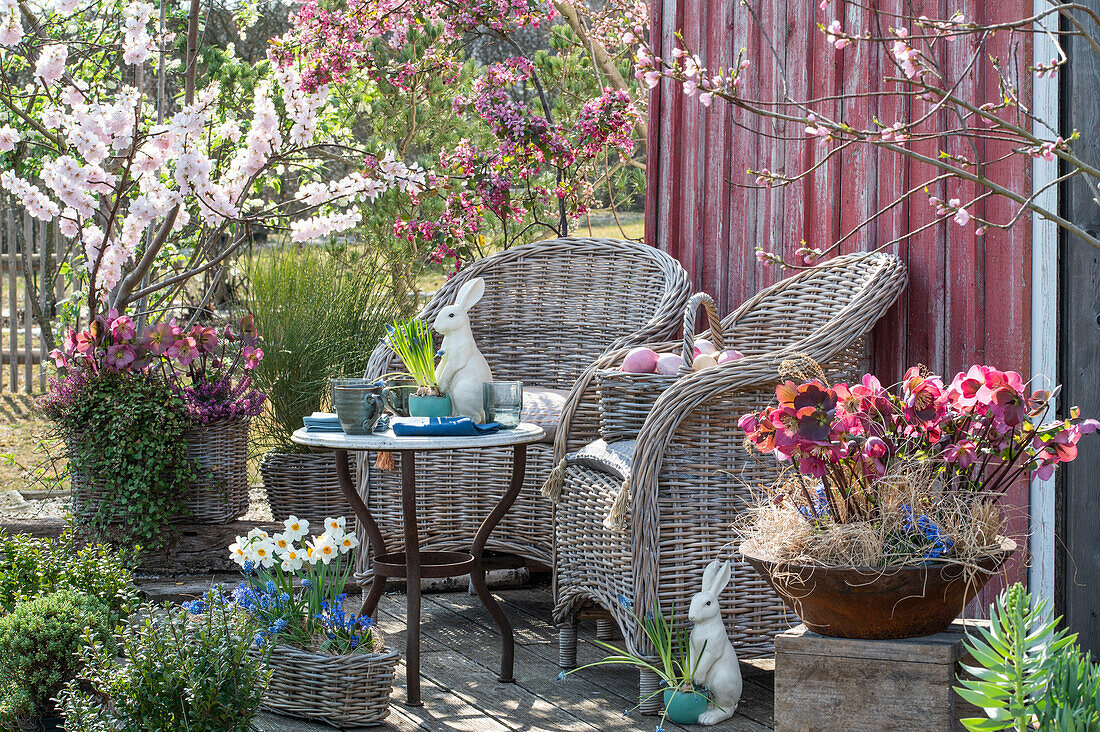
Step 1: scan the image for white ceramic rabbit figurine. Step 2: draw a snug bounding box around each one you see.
[432,277,494,423]
[688,559,743,725]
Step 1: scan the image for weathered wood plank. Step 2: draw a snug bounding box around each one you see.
[1060,0,1100,655]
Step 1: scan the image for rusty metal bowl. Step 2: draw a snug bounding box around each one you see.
[740,536,1016,639]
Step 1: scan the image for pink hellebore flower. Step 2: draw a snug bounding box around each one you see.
[144,322,177,356]
[110,315,136,342]
[190,325,218,354]
[242,346,263,370]
[173,337,199,366]
[74,331,97,356]
[106,344,136,371]
[50,348,67,368]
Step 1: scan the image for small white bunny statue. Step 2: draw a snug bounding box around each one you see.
[432,277,494,423]
[688,558,743,725]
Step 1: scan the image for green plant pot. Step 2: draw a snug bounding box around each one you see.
[663,687,708,725]
[408,394,453,418]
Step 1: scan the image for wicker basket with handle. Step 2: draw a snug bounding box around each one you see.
[597,292,726,442]
[259,644,399,727]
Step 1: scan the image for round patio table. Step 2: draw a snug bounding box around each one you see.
[291,422,545,706]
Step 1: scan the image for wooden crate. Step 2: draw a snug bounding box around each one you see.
[774,621,987,731]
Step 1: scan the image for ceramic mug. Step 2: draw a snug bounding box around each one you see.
[331,379,389,435]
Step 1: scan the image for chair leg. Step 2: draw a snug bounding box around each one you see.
[558,618,579,669]
[638,667,663,715]
[596,616,615,641]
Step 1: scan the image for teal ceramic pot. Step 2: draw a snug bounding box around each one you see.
[662,687,708,725]
[408,394,453,418]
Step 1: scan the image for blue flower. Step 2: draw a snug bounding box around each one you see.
[617,593,633,610]
[265,580,277,594]
[302,579,313,589]
[181,599,206,615]
[557,671,567,681]
[279,592,290,603]
[253,632,266,647]
[242,560,255,574]
[270,618,288,633]
[656,727,666,732]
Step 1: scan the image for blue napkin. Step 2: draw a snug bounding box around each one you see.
[391,417,502,437]
[303,412,344,432]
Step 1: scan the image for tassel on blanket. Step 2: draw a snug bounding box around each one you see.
[374,451,395,471]
[541,458,567,503]
[603,478,630,531]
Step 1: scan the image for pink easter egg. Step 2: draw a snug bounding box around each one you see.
[717,349,745,364]
[621,347,660,373]
[655,353,684,375]
[692,339,718,358]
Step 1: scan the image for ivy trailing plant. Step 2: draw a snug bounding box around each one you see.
[956,583,1100,731]
[41,371,199,553]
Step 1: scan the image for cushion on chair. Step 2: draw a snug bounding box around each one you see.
[522,387,569,443]
[566,438,636,481]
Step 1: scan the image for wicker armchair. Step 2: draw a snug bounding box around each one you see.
[549,251,907,710]
[354,237,692,579]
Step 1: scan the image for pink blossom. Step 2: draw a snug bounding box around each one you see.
[0,125,18,152]
[34,44,67,85]
[106,344,136,371]
[173,337,200,366]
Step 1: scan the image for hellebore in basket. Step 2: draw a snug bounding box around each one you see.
[737,365,1097,567]
[46,311,267,425]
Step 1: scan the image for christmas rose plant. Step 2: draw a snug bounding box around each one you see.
[737,365,1098,565]
[48,311,267,426]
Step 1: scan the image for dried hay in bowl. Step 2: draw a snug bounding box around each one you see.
[737,459,1007,573]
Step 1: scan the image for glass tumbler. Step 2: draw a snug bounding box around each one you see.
[484,381,523,428]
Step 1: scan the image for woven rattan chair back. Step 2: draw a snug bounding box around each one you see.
[357,237,693,574]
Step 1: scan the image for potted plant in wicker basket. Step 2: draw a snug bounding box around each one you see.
[44,311,266,549]
[736,363,1098,639]
[221,516,399,727]
[245,248,401,530]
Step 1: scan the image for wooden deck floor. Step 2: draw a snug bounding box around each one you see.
[251,583,775,732]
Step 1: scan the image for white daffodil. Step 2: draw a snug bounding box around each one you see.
[247,527,270,541]
[228,539,247,567]
[283,516,309,542]
[251,538,277,568]
[310,533,338,565]
[324,516,346,534]
[272,532,293,555]
[337,532,360,554]
[280,548,305,572]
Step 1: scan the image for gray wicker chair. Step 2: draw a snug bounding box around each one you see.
[549,251,907,711]
[354,237,693,580]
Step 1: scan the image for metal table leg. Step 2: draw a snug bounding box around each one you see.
[400,450,423,706]
[469,443,527,683]
[333,449,388,617]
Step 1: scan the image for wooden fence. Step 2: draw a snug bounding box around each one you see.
[1,201,69,394]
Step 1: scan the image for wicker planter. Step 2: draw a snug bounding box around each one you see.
[182,417,251,523]
[260,450,357,532]
[260,644,399,727]
[70,417,250,525]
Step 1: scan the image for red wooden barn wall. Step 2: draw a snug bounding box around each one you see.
[645,0,1033,592]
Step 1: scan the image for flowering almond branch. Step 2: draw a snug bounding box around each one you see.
[634,1,1100,267]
